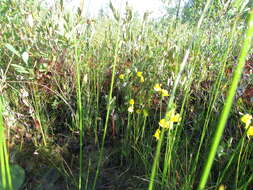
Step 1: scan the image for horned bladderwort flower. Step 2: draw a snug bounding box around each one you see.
[128,99,135,113]
[140,76,145,83]
[136,71,142,77]
[159,118,171,129]
[218,184,225,190]
[154,83,169,97]
[129,99,134,105]
[161,89,169,97]
[241,113,252,128]
[119,74,125,80]
[153,128,161,141]
[245,126,253,137]
[241,113,253,137]
[154,83,162,92]
[154,108,181,140]
[166,109,181,123]
[158,110,181,129]
[136,71,145,83]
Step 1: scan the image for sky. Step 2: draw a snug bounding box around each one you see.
[89,0,166,18]
[41,0,191,18]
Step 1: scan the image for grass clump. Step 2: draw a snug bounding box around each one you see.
[0,0,253,189]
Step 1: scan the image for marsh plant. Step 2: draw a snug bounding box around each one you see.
[0,0,253,189]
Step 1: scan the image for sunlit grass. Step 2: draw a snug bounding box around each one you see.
[197,9,253,190]
[0,96,12,190]
[0,0,253,189]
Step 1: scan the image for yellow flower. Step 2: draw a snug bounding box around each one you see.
[154,83,162,92]
[137,71,143,77]
[166,109,175,118]
[143,109,149,117]
[159,119,171,129]
[153,128,161,141]
[170,113,181,123]
[128,106,134,113]
[218,184,225,190]
[119,74,125,80]
[140,75,145,83]
[241,114,252,127]
[245,125,253,137]
[165,109,181,123]
[129,99,135,105]
[161,89,169,97]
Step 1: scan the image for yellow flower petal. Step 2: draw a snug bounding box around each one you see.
[241,114,252,127]
[140,76,145,83]
[166,109,175,119]
[170,113,181,123]
[119,74,124,80]
[137,71,143,77]
[153,128,161,141]
[218,184,225,190]
[129,99,135,105]
[159,119,171,129]
[154,83,162,92]
[161,89,169,97]
[246,125,253,137]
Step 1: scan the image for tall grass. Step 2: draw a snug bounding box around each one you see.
[74,34,84,190]
[0,96,13,190]
[197,9,253,190]
[148,0,213,189]
[92,2,122,189]
[0,0,253,189]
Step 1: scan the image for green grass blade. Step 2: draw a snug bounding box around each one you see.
[0,96,13,190]
[197,9,253,190]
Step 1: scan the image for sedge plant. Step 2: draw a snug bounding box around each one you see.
[0,95,13,190]
[148,0,213,189]
[197,8,253,190]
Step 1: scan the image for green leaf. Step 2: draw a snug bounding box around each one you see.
[11,64,30,74]
[0,164,25,190]
[5,44,20,57]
